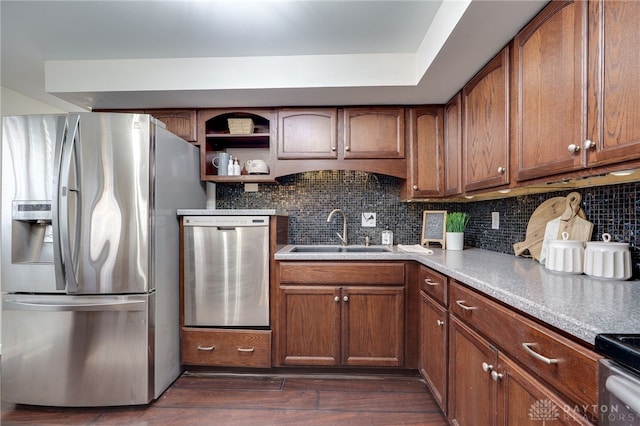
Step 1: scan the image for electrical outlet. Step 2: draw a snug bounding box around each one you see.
[491,212,500,229]
[362,212,376,227]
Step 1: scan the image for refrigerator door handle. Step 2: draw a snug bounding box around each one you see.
[52,116,68,291]
[58,114,81,293]
[3,299,146,312]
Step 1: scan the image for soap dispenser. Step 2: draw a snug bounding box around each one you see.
[381,228,393,246]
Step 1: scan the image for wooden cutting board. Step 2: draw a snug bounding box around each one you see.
[513,195,586,260]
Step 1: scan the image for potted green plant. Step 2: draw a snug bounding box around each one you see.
[446,212,469,250]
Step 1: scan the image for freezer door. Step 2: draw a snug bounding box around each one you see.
[1,294,153,406]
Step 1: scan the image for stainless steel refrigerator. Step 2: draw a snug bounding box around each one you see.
[1,113,205,406]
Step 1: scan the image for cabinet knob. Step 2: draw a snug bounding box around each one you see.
[436,320,444,327]
[567,144,580,153]
[497,166,506,174]
[413,185,418,190]
[334,296,340,302]
[343,296,349,302]
[331,146,337,151]
[491,370,503,382]
[345,146,351,152]
[481,362,493,372]
[583,139,596,150]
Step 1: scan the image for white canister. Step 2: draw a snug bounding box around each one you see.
[545,232,584,274]
[584,233,632,280]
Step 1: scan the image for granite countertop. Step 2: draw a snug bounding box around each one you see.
[178,209,288,216]
[275,245,640,346]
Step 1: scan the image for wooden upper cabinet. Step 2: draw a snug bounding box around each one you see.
[277,109,338,159]
[444,93,462,197]
[463,47,510,192]
[587,0,640,167]
[343,108,405,159]
[147,109,197,142]
[513,0,587,182]
[404,107,444,199]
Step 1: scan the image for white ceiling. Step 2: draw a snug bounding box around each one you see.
[1,0,548,111]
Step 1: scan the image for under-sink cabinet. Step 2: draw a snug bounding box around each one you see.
[448,280,600,425]
[275,261,406,367]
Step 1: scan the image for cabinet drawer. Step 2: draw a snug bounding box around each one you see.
[449,281,600,412]
[181,328,271,368]
[419,265,447,306]
[279,262,405,285]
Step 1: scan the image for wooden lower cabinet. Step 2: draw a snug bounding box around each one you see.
[449,317,592,426]
[449,317,496,426]
[279,284,404,367]
[497,353,595,425]
[276,261,406,368]
[181,328,271,368]
[420,291,448,414]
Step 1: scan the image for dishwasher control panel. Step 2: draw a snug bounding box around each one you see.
[183,215,268,227]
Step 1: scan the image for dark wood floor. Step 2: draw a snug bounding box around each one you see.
[2,370,448,425]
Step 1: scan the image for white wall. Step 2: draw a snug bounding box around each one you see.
[0,86,84,354]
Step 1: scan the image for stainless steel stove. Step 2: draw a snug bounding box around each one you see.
[595,334,640,425]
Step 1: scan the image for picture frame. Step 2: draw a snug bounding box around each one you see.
[421,210,447,249]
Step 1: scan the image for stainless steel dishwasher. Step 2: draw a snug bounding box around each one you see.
[183,216,269,327]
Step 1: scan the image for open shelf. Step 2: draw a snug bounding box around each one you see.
[199,109,275,182]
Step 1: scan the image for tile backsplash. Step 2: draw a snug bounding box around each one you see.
[216,171,639,278]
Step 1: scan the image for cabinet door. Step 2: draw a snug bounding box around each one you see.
[463,48,509,192]
[406,107,444,198]
[444,93,462,197]
[449,317,497,426]
[279,285,341,366]
[147,109,198,142]
[342,286,404,367]
[343,108,405,159]
[420,292,448,414]
[513,0,587,182]
[277,109,338,159]
[497,354,595,426]
[587,0,640,167]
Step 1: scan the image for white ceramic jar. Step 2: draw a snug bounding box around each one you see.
[583,233,632,280]
[545,232,585,274]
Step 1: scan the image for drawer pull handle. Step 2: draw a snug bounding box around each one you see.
[197,345,215,351]
[237,347,255,353]
[456,300,477,311]
[522,343,560,365]
[424,278,439,287]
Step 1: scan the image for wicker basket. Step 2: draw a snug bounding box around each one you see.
[227,118,254,134]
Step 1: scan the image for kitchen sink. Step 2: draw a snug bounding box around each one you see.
[290,246,392,253]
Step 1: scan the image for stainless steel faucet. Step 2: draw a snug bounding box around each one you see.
[327,208,348,246]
